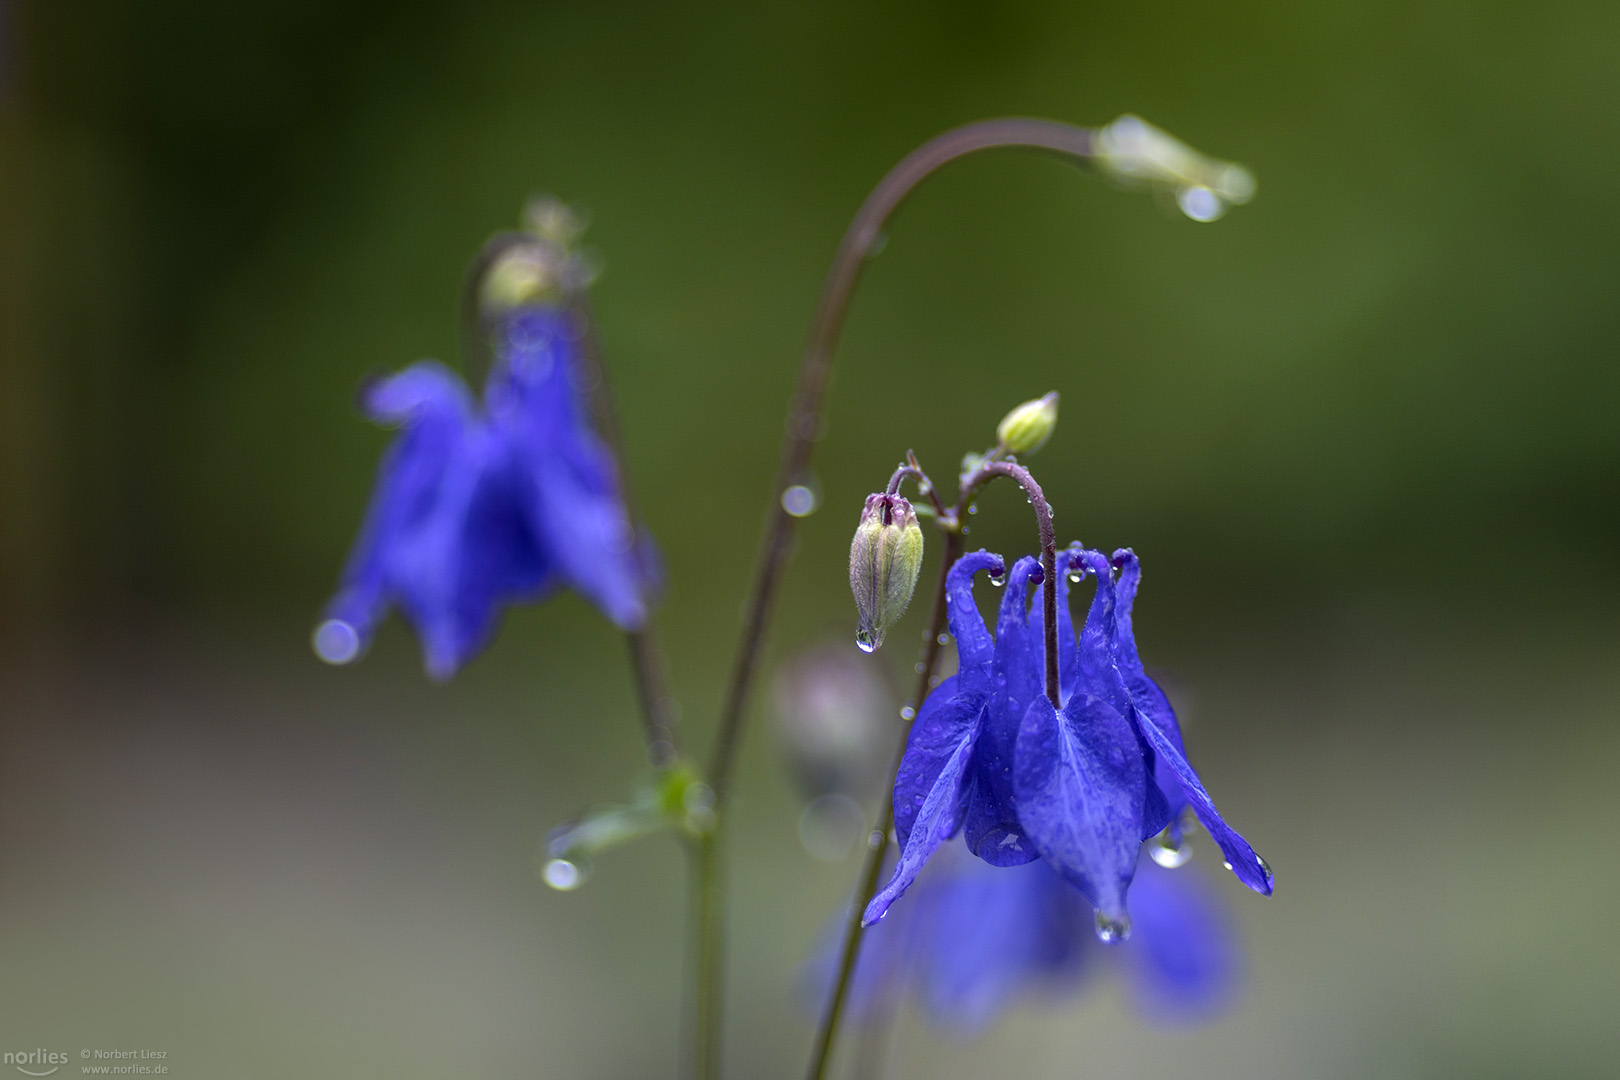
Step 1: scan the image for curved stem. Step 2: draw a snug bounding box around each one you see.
[884,464,920,495]
[804,528,963,1080]
[884,452,949,519]
[707,117,1095,794]
[704,118,1099,1080]
[966,461,1060,706]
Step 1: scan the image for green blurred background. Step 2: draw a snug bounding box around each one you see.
[3,0,1618,1076]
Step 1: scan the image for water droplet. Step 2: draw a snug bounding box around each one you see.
[855,628,877,653]
[928,675,941,687]
[914,661,927,674]
[781,484,818,517]
[937,633,950,645]
[899,705,916,721]
[918,480,932,495]
[961,525,970,535]
[867,829,885,849]
[1150,832,1192,869]
[989,570,1007,587]
[1068,569,1085,583]
[312,619,362,665]
[967,503,979,515]
[543,858,590,891]
[1257,854,1273,885]
[1176,185,1226,222]
[1094,911,1132,944]
[1222,860,1234,871]
[1028,567,1044,585]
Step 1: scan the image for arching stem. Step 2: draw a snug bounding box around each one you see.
[705,118,1100,1080]
[707,118,1095,794]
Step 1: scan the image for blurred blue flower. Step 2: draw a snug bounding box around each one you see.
[866,545,1270,932]
[816,841,1241,1034]
[314,305,647,680]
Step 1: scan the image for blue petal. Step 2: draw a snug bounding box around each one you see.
[1108,550,1272,896]
[1014,694,1146,921]
[964,556,1042,866]
[1122,857,1242,1022]
[326,362,552,680]
[918,852,1091,1032]
[1130,704,1274,896]
[992,556,1043,712]
[893,682,979,848]
[866,705,981,926]
[943,550,1005,696]
[1073,549,1171,840]
[327,363,480,655]
[487,308,648,630]
[1111,549,1188,820]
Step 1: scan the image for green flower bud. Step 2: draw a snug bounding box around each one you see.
[996,392,1059,456]
[479,245,562,315]
[1095,114,1256,222]
[849,493,925,653]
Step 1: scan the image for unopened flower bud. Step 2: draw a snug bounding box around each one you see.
[996,392,1059,456]
[480,244,562,315]
[849,493,925,653]
[1095,114,1256,222]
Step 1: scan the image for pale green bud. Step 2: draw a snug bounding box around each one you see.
[996,392,1059,456]
[850,493,925,653]
[1095,114,1256,222]
[479,245,562,314]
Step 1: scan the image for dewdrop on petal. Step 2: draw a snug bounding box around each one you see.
[849,493,925,653]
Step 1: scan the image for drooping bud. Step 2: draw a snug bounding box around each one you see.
[996,391,1059,456]
[1095,114,1256,222]
[479,243,563,315]
[849,493,925,653]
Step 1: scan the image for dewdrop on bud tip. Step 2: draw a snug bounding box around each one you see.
[849,493,924,653]
[1095,115,1256,223]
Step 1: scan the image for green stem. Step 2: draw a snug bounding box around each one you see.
[694,827,724,1080]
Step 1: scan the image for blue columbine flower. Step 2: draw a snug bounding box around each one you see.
[817,840,1240,1033]
[866,545,1271,933]
[314,303,648,681]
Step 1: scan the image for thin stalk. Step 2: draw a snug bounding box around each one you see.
[804,528,962,1080]
[707,118,1096,794]
[692,828,724,1080]
[884,453,950,519]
